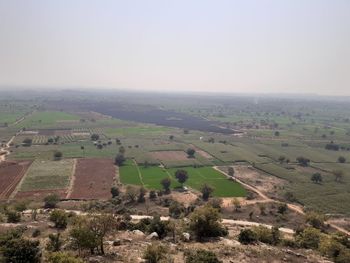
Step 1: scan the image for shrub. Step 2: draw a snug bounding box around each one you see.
[189,205,227,240]
[44,194,60,209]
[1,236,41,263]
[53,151,63,160]
[238,229,258,244]
[49,210,68,229]
[200,184,214,201]
[46,233,63,252]
[185,249,222,263]
[296,227,321,249]
[6,210,21,223]
[32,229,41,238]
[114,153,125,166]
[186,148,196,158]
[90,134,99,141]
[143,244,167,263]
[111,186,119,198]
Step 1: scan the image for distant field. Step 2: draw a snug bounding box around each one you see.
[15,111,81,129]
[19,159,74,191]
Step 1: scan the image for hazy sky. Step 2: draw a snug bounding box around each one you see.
[0,0,349,95]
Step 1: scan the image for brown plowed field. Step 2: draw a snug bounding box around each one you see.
[149,151,189,161]
[0,161,32,199]
[69,158,116,199]
[15,189,67,200]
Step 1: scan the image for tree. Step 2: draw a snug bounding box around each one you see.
[89,214,117,255]
[137,187,147,203]
[48,252,84,263]
[333,170,344,182]
[175,169,188,188]
[311,173,323,184]
[160,178,171,194]
[189,206,227,240]
[125,185,138,203]
[49,210,68,229]
[22,138,32,147]
[200,184,214,201]
[169,135,174,140]
[185,249,222,263]
[114,153,125,166]
[143,244,167,263]
[186,148,196,158]
[70,217,98,255]
[111,186,119,198]
[44,194,60,208]
[53,151,63,160]
[90,134,99,141]
[227,167,234,177]
[296,156,310,167]
[274,131,280,136]
[338,156,346,163]
[238,229,258,244]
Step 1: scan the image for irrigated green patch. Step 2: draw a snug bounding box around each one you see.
[19,159,74,191]
[119,160,142,186]
[168,166,246,197]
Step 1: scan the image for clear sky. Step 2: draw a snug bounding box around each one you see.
[0,0,349,95]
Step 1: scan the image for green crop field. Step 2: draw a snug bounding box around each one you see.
[119,161,246,197]
[119,160,142,186]
[168,166,247,197]
[19,159,74,191]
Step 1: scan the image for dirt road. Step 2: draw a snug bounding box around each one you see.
[214,166,350,236]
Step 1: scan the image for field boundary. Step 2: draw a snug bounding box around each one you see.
[66,158,77,199]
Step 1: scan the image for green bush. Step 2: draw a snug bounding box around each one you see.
[50,210,68,229]
[6,210,21,223]
[185,249,222,263]
[189,205,227,240]
[296,227,321,249]
[238,229,258,244]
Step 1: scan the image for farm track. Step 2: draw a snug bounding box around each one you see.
[65,159,77,199]
[213,166,350,236]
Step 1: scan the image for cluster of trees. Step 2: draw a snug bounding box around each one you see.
[296,156,310,167]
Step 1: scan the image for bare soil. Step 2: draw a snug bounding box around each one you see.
[69,158,116,199]
[0,161,32,199]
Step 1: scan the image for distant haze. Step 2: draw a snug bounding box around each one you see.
[0,0,349,95]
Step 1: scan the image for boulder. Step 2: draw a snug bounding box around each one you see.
[181,232,190,242]
[132,230,145,236]
[146,232,159,240]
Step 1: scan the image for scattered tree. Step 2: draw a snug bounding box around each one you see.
[238,229,258,244]
[227,167,234,177]
[175,169,189,188]
[296,156,310,167]
[160,178,171,194]
[114,153,125,166]
[90,134,99,141]
[200,184,214,201]
[53,151,63,160]
[311,173,323,184]
[46,233,63,252]
[338,156,346,163]
[186,148,196,158]
[111,186,119,198]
